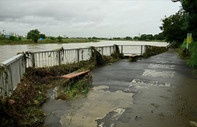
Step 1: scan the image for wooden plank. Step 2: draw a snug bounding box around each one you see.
[129,54,138,58]
[61,70,90,79]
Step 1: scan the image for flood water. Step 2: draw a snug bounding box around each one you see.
[0,41,168,62]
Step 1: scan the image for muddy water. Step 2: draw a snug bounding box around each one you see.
[0,41,168,62]
[42,49,197,127]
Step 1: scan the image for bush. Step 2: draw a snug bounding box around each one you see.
[0,35,5,40]
[186,41,197,68]
[9,36,17,41]
[57,36,63,42]
[143,46,168,58]
[179,39,197,68]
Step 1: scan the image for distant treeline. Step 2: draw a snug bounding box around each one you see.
[0,35,97,45]
[88,33,165,41]
[0,32,165,45]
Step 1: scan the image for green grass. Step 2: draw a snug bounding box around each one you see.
[57,74,92,100]
[142,46,168,58]
[179,39,197,68]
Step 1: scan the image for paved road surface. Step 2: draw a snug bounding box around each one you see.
[42,49,197,127]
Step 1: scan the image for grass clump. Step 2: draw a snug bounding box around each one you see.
[143,46,168,58]
[179,39,197,68]
[128,57,138,62]
[57,74,92,100]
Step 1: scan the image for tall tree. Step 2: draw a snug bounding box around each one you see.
[160,11,187,46]
[27,29,40,43]
[57,36,63,42]
[40,34,46,39]
[172,0,197,40]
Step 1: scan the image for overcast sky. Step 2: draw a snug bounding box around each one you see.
[0,0,181,37]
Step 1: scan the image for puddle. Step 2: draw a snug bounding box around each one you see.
[142,69,175,78]
[97,108,126,127]
[60,85,133,127]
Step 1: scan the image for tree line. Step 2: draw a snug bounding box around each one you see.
[160,0,197,47]
[0,29,67,43]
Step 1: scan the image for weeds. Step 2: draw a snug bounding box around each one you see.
[179,39,197,68]
[143,46,168,58]
[0,46,123,126]
[57,74,92,100]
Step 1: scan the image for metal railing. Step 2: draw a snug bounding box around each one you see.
[0,54,26,96]
[25,45,116,68]
[119,45,146,56]
[0,44,153,96]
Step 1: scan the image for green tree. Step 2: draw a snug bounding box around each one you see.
[9,36,17,41]
[18,36,22,41]
[133,36,139,40]
[154,33,165,41]
[27,29,40,43]
[0,34,5,40]
[57,36,63,42]
[40,34,46,39]
[125,36,132,40]
[172,0,197,40]
[138,34,154,41]
[160,11,187,46]
[49,36,56,40]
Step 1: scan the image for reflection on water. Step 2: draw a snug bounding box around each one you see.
[0,41,168,62]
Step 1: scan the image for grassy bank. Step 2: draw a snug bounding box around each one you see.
[0,38,98,45]
[0,46,122,127]
[143,46,168,58]
[179,39,197,75]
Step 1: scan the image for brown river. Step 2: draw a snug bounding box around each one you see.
[0,41,168,63]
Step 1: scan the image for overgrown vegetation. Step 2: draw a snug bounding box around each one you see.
[128,56,138,62]
[179,39,197,68]
[160,0,197,74]
[56,74,92,100]
[160,11,187,47]
[0,46,123,127]
[143,46,168,58]
[161,0,197,47]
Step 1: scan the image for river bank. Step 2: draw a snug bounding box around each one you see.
[0,38,97,45]
[0,41,168,63]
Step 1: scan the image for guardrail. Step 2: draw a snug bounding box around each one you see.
[0,44,148,96]
[25,45,116,68]
[0,54,26,96]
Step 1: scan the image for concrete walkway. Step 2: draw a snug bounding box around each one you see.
[42,49,197,127]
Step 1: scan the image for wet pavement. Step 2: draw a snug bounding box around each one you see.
[42,49,197,127]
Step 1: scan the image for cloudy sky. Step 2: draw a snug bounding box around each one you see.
[0,0,181,37]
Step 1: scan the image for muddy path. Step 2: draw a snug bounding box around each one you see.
[42,49,197,127]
